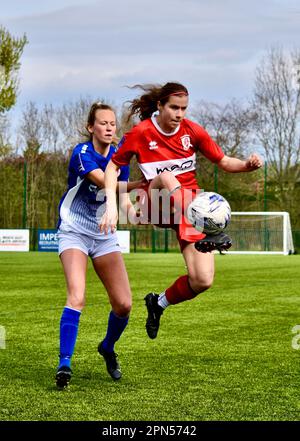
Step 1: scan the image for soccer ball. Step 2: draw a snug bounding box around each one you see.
[187,192,231,234]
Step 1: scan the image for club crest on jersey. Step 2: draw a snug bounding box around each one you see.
[149,141,158,150]
[180,135,192,151]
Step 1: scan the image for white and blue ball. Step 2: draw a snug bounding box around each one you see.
[187,192,231,234]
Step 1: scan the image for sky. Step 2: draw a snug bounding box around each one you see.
[1,0,300,115]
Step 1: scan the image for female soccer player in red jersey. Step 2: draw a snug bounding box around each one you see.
[100,83,263,339]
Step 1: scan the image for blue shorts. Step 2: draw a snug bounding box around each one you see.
[58,230,121,259]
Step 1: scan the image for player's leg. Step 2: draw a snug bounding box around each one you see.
[56,248,88,389]
[182,243,215,293]
[92,250,132,380]
[159,243,214,306]
[148,170,181,193]
[148,171,183,217]
[145,243,214,339]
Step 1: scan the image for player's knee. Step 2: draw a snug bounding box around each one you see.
[159,170,172,182]
[159,170,177,187]
[67,292,85,310]
[189,273,214,294]
[114,300,132,317]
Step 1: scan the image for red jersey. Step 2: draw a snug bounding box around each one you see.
[112,115,224,189]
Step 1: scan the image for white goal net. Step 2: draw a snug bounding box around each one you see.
[225,212,294,255]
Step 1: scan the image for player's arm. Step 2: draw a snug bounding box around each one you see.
[86,169,144,191]
[217,153,263,173]
[100,160,120,234]
[100,130,139,233]
[126,178,148,191]
[118,190,137,223]
[192,122,263,173]
[86,169,105,187]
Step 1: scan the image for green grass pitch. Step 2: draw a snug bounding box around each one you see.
[0,251,299,421]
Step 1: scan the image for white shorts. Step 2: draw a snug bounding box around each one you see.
[58,230,121,259]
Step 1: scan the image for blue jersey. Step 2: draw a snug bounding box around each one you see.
[58,141,129,238]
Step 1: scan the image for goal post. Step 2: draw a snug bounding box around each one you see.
[225,212,294,255]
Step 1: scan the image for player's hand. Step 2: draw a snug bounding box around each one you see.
[100,204,118,235]
[245,153,263,171]
[127,177,148,192]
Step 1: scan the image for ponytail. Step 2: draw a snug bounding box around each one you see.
[127,82,188,122]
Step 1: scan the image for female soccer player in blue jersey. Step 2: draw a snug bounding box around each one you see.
[55,102,142,388]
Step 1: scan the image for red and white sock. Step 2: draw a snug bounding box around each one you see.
[165,275,198,305]
[158,292,170,309]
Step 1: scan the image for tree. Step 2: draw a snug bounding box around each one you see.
[252,48,300,217]
[0,26,28,113]
[190,99,263,211]
[191,99,255,157]
[55,97,96,153]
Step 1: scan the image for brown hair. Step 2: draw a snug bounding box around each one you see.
[84,102,116,142]
[127,82,189,121]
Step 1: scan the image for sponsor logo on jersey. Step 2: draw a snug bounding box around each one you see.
[156,159,194,174]
[149,141,158,150]
[180,135,192,151]
[81,144,88,154]
[138,153,196,180]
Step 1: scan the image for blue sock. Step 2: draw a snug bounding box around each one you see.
[58,307,81,369]
[101,311,129,353]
